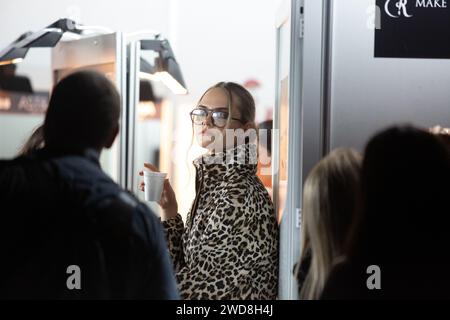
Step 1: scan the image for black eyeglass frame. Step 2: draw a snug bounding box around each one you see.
[190,106,243,128]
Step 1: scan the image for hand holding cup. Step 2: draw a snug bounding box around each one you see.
[139,163,178,221]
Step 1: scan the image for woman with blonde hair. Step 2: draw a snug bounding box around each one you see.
[296,148,361,300]
[321,126,450,299]
[140,82,279,300]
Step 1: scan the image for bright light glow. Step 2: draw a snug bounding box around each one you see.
[156,71,188,95]
[0,96,12,110]
[0,58,24,66]
[138,101,157,119]
[139,71,159,81]
[76,25,114,34]
[139,71,187,95]
[430,125,450,135]
[61,33,82,41]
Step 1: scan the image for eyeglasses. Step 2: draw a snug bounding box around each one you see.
[190,106,242,128]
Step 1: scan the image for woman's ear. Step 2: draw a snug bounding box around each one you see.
[243,122,257,132]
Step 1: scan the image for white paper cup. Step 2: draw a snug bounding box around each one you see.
[143,170,167,202]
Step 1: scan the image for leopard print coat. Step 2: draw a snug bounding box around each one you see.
[162,143,279,299]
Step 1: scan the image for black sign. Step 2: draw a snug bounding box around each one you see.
[0,90,49,114]
[375,0,450,59]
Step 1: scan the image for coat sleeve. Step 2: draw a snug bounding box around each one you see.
[161,213,186,271]
[134,204,180,299]
[164,190,279,300]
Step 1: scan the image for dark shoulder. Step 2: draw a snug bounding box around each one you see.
[321,258,370,300]
[94,191,163,250]
[0,155,55,197]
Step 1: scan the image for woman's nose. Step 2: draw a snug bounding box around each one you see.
[205,113,214,126]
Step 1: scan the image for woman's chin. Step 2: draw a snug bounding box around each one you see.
[203,141,219,151]
[196,135,215,149]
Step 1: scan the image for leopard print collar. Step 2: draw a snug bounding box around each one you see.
[192,143,258,179]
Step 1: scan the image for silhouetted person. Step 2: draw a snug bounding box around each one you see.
[0,32,33,93]
[321,125,450,299]
[258,120,272,156]
[439,134,450,150]
[18,124,44,156]
[430,126,450,151]
[257,120,273,192]
[0,63,33,93]
[0,70,179,299]
[295,148,361,299]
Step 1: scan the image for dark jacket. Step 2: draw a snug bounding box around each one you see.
[0,148,179,299]
[321,259,450,300]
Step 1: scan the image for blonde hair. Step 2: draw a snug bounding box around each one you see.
[188,81,257,154]
[195,82,256,129]
[298,148,362,300]
[185,82,257,181]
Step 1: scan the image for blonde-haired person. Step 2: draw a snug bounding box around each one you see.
[296,148,362,300]
[140,82,279,300]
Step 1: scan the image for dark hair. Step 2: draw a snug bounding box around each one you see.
[346,125,450,263]
[18,124,44,156]
[258,120,273,156]
[437,133,450,151]
[43,70,120,153]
